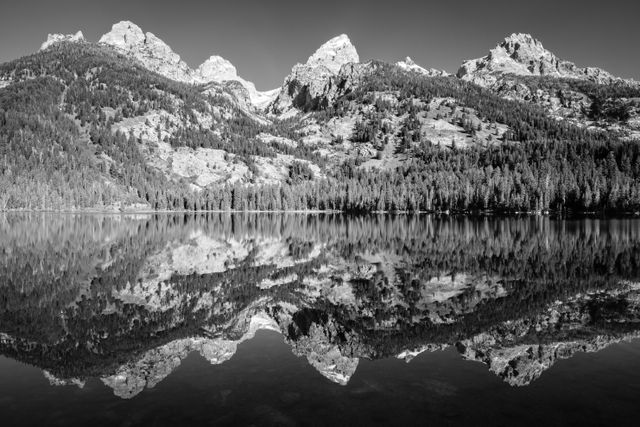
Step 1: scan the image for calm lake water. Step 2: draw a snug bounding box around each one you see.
[1,213,640,426]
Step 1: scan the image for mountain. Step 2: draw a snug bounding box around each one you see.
[98,21,196,84]
[457,33,640,137]
[2,24,640,213]
[40,31,85,50]
[457,33,625,86]
[96,20,276,109]
[396,57,449,77]
[270,34,359,114]
[197,55,279,108]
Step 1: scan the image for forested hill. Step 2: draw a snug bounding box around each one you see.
[0,42,305,210]
[1,39,640,213]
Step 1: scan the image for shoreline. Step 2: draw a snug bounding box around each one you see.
[1,208,639,218]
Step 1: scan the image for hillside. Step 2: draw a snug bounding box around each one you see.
[1,23,640,213]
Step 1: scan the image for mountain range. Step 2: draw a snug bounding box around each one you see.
[1,21,640,213]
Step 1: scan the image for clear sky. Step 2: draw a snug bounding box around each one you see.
[1,0,638,90]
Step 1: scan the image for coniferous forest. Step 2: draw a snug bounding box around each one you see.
[1,43,640,213]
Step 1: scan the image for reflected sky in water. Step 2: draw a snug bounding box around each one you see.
[1,213,640,426]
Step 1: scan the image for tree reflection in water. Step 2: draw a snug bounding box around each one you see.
[1,213,640,397]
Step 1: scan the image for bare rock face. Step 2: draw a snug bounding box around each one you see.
[197,55,239,82]
[306,34,359,74]
[270,34,359,114]
[456,33,640,130]
[197,55,278,108]
[99,21,146,49]
[40,31,84,50]
[98,21,274,109]
[396,57,449,77]
[99,21,196,83]
[457,33,622,86]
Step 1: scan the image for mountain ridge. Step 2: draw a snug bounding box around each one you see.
[37,24,639,92]
[2,21,640,213]
[457,32,638,86]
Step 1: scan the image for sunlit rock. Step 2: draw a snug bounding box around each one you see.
[40,31,84,50]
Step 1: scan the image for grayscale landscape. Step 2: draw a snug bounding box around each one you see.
[1,0,640,425]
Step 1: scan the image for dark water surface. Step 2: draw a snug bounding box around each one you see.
[1,213,640,426]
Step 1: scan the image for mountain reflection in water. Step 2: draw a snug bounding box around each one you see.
[1,213,640,400]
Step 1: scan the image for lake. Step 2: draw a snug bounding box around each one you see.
[1,213,640,426]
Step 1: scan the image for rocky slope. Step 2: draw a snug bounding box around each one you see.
[197,55,279,108]
[95,20,276,109]
[457,33,623,86]
[3,23,640,213]
[269,34,360,114]
[40,31,85,50]
[98,21,196,84]
[456,33,640,137]
[396,57,449,77]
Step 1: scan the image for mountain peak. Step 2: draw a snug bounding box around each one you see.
[40,31,84,50]
[306,34,359,73]
[98,20,194,83]
[99,21,146,49]
[197,55,238,81]
[318,34,353,49]
[396,56,450,77]
[403,56,416,65]
[458,32,620,85]
[268,33,360,113]
[196,55,278,109]
[95,20,272,109]
[503,33,541,46]
[493,32,554,65]
[98,21,179,62]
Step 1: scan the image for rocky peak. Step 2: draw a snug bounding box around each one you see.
[98,21,145,50]
[403,56,417,66]
[197,55,239,82]
[40,31,84,50]
[502,32,544,50]
[396,56,450,77]
[457,32,620,85]
[492,33,560,73]
[269,34,360,114]
[99,20,195,83]
[97,21,273,109]
[197,55,278,109]
[305,34,359,73]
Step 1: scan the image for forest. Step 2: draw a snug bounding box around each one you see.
[0,44,639,213]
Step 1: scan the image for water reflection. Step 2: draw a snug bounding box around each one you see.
[1,213,639,398]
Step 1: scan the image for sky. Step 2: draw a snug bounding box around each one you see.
[1,0,638,90]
